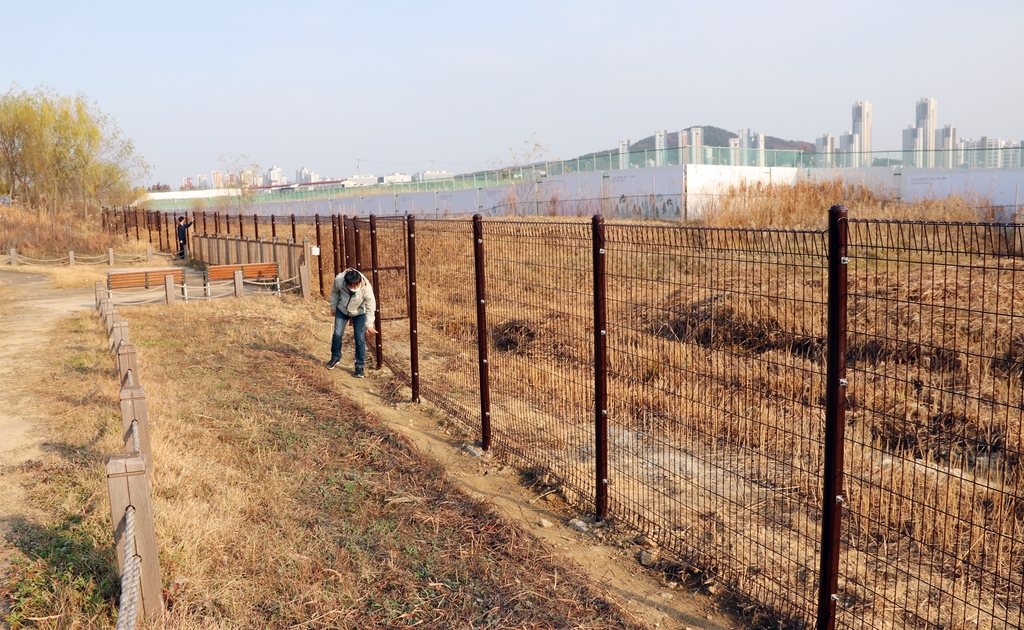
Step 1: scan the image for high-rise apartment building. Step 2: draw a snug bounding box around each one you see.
[936,125,957,168]
[903,126,925,167]
[211,170,223,188]
[816,134,836,167]
[852,101,872,155]
[915,97,938,167]
[618,139,630,169]
[654,130,666,167]
[264,166,286,186]
[688,127,703,165]
[197,174,209,189]
[839,132,861,167]
[296,167,319,184]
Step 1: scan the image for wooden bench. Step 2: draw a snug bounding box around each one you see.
[206,262,278,283]
[108,268,184,290]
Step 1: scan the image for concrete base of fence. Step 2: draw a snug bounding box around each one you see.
[105,452,163,623]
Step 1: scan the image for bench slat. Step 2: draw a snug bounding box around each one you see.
[107,268,183,290]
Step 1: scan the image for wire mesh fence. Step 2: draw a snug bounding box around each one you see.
[114,207,1024,629]
[839,220,1024,629]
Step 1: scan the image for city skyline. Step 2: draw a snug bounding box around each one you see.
[12,2,1017,186]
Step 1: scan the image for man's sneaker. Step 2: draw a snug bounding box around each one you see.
[325,358,340,370]
[353,367,365,378]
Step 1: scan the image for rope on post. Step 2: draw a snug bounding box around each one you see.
[115,505,141,630]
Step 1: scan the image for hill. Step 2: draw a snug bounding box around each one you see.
[579,126,814,158]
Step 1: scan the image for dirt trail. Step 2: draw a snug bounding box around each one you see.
[0,270,95,627]
[0,271,731,629]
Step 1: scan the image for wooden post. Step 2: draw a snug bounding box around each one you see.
[95,281,105,307]
[233,270,244,298]
[111,321,129,353]
[407,215,420,402]
[105,452,163,623]
[299,265,311,299]
[108,248,115,266]
[117,342,139,387]
[9,247,15,266]
[164,274,176,306]
[69,251,75,266]
[146,246,153,261]
[119,382,152,458]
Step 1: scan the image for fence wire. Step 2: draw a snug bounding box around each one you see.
[840,220,1024,629]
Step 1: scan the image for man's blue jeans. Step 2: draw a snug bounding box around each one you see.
[331,312,367,369]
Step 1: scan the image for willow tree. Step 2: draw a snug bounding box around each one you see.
[0,86,148,215]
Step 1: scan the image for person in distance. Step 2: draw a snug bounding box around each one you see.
[176,215,194,259]
[325,268,377,377]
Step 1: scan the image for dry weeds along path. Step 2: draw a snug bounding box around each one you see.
[0,269,95,624]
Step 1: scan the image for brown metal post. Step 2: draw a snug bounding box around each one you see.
[407,215,420,402]
[290,214,296,242]
[331,215,340,279]
[214,212,221,236]
[253,214,260,239]
[315,214,325,296]
[147,211,153,243]
[202,211,207,235]
[592,214,609,520]
[124,208,130,239]
[816,204,849,630]
[369,215,383,369]
[134,207,140,241]
[271,214,277,238]
[352,218,362,270]
[226,213,232,235]
[472,215,492,450]
[239,214,245,238]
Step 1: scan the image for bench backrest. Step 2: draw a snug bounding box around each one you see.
[207,262,278,282]
[108,268,183,290]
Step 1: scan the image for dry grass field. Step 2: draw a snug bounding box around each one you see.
[2,296,643,629]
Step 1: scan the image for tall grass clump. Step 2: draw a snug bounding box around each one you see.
[701,179,987,229]
[0,204,140,257]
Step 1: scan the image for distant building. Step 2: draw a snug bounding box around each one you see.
[915,97,938,167]
[839,132,861,167]
[618,139,630,169]
[412,170,453,182]
[240,170,259,187]
[688,127,703,165]
[227,173,237,186]
[295,167,319,184]
[380,172,412,184]
[852,101,872,155]
[211,170,223,188]
[903,126,925,167]
[348,174,379,186]
[197,174,209,189]
[654,130,666,167]
[936,125,957,168]
[816,134,836,167]
[264,166,287,186]
[182,177,194,190]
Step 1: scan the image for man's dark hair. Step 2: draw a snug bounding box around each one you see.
[344,270,362,286]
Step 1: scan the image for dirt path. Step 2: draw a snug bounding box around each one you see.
[0,273,731,629]
[0,269,96,626]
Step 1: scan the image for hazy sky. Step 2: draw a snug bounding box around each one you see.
[3,0,1022,186]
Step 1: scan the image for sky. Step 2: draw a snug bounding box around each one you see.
[2,0,1022,187]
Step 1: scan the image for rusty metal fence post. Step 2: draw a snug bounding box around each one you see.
[290,214,297,242]
[369,215,383,369]
[407,215,420,403]
[315,214,325,296]
[472,215,492,450]
[592,214,609,521]
[271,214,277,238]
[331,215,340,279]
[352,218,362,270]
[816,204,849,630]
